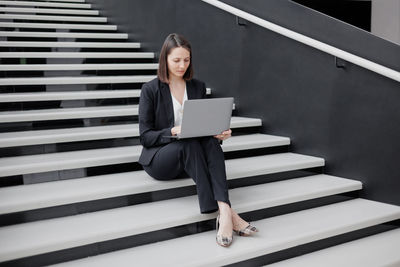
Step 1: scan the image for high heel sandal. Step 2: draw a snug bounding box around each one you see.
[233,223,259,237]
[216,214,233,247]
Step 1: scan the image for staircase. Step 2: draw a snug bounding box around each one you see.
[0,0,399,266]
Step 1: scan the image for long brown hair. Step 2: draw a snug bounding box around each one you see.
[157,33,193,83]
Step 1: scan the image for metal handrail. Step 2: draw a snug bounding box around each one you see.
[201,0,400,82]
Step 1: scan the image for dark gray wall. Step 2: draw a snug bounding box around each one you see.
[89,0,400,205]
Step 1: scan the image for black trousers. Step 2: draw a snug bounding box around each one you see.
[143,136,231,214]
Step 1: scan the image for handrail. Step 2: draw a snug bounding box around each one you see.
[201,0,400,82]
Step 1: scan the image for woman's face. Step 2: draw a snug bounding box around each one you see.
[167,46,190,79]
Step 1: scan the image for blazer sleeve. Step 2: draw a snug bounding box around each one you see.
[139,84,173,148]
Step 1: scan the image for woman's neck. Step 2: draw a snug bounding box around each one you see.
[168,75,185,86]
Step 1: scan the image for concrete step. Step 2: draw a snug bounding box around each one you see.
[2,142,329,215]
[36,0,86,2]
[0,52,154,58]
[266,228,400,267]
[0,63,156,71]
[0,115,258,148]
[46,199,400,267]
[0,1,91,8]
[0,14,107,22]
[0,89,144,102]
[0,75,156,86]
[0,101,236,123]
[0,41,139,48]
[0,7,98,15]
[0,86,201,102]
[0,135,297,177]
[0,22,116,30]
[0,174,365,263]
[0,105,139,123]
[0,31,127,39]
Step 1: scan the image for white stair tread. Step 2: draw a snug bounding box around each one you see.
[0,135,296,177]
[0,1,91,8]
[0,115,259,148]
[0,90,143,102]
[0,152,327,214]
[0,63,156,71]
[0,31,127,39]
[229,116,262,128]
[266,228,400,267]
[0,52,154,58]
[0,101,233,123]
[38,0,86,2]
[0,105,138,123]
[0,41,139,48]
[0,87,208,102]
[0,124,139,148]
[0,75,156,85]
[221,133,289,152]
[47,199,400,267]
[0,14,107,22]
[0,22,115,30]
[0,7,98,15]
[0,175,364,262]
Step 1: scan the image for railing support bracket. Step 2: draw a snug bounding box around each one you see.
[236,16,247,26]
[335,57,346,69]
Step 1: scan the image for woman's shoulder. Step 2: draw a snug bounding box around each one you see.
[142,77,161,90]
[141,77,165,96]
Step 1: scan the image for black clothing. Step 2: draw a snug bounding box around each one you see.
[138,78,231,213]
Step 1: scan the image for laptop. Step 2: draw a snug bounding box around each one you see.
[165,97,234,139]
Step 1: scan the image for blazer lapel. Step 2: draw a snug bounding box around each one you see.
[159,81,174,127]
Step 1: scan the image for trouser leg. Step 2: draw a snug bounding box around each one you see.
[198,137,231,208]
[142,141,184,181]
[142,138,230,213]
[179,138,223,213]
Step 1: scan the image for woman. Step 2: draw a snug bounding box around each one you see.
[138,33,257,247]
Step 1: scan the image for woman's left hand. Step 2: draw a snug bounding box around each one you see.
[214,129,232,141]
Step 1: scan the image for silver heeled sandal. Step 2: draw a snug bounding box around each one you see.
[233,223,259,236]
[216,214,233,247]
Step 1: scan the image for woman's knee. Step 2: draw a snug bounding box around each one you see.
[200,136,223,155]
[181,138,201,146]
[204,136,221,147]
[180,138,203,153]
[143,164,178,181]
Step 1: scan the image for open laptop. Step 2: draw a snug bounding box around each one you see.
[165,97,234,139]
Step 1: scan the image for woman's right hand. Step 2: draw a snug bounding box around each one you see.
[171,126,181,136]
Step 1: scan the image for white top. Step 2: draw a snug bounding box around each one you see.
[170,87,187,127]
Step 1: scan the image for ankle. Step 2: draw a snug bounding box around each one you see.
[218,212,231,219]
[219,208,231,217]
[232,212,248,228]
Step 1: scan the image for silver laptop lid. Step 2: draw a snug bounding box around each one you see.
[179,97,234,139]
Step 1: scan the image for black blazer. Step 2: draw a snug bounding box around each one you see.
[138,77,207,166]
